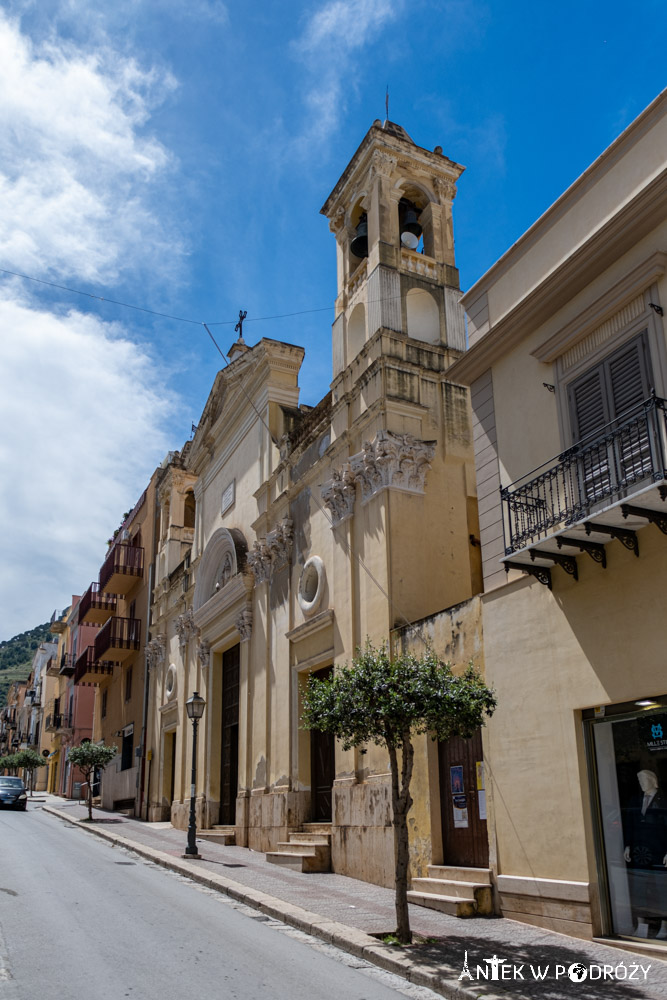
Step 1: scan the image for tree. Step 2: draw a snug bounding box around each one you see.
[14,748,46,794]
[301,643,496,944]
[0,753,20,775]
[67,743,118,821]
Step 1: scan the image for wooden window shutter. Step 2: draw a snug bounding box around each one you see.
[605,333,651,419]
[569,366,609,443]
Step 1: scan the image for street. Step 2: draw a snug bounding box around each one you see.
[0,803,437,1000]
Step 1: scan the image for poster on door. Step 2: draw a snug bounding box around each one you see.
[476,760,487,820]
[452,793,469,828]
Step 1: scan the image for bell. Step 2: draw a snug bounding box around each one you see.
[350,214,368,258]
[400,201,422,250]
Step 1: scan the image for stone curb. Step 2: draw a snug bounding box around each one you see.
[42,804,481,1000]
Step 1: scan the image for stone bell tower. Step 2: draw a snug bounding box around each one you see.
[320,120,466,379]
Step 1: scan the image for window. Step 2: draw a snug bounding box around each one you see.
[101,690,107,719]
[567,333,653,503]
[568,332,652,443]
[125,667,132,703]
[121,727,133,771]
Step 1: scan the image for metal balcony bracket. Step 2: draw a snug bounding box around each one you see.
[586,522,639,556]
[621,504,667,536]
[504,561,552,589]
[531,549,578,581]
[658,485,667,502]
[556,536,607,568]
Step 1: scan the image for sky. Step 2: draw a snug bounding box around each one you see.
[1,0,665,639]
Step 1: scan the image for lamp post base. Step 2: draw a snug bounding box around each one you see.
[182,852,202,859]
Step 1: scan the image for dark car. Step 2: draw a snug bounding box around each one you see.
[0,777,28,810]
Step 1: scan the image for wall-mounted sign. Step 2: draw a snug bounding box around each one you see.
[221,480,235,516]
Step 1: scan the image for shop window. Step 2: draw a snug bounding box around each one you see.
[589,702,667,940]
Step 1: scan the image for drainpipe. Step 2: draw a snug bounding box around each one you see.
[138,559,154,820]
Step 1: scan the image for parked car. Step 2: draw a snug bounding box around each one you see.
[0,777,28,810]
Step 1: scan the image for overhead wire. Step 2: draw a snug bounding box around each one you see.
[0,262,441,647]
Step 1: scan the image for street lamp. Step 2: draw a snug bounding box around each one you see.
[184,691,206,859]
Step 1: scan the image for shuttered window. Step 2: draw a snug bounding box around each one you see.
[568,332,651,443]
[567,332,653,502]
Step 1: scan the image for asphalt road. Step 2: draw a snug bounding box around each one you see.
[0,802,438,1000]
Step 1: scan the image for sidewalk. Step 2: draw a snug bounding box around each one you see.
[41,796,667,1000]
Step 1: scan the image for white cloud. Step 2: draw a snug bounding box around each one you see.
[294,0,401,141]
[0,13,178,282]
[0,292,175,636]
[0,14,184,638]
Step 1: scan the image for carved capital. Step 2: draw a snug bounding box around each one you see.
[175,608,198,648]
[145,635,166,671]
[369,149,397,182]
[321,464,357,524]
[433,176,457,202]
[247,517,293,583]
[236,607,253,642]
[348,431,435,503]
[329,205,346,235]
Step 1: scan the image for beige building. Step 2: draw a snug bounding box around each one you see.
[144,119,484,886]
[449,89,667,947]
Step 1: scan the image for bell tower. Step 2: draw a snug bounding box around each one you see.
[321,120,466,379]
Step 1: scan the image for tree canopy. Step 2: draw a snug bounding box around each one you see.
[301,642,496,943]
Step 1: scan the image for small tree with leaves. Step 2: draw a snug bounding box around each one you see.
[301,642,496,944]
[14,748,47,794]
[67,743,117,821]
[0,753,20,775]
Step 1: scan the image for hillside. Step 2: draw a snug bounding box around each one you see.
[0,622,52,707]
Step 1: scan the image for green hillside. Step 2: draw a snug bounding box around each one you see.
[0,622,52,707]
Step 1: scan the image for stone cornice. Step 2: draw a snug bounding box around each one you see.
[286,608,335,644]
[450,170,667,384]
[531,251,667,363]
[192,572,254,633]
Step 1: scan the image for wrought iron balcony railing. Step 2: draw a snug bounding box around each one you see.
[94,616,141,662]
[99,543,144,594]
[78,582,116,624]
[59,652,75,676]
[501,395,667,554]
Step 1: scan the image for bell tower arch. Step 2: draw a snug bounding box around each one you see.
[321,121,465,377]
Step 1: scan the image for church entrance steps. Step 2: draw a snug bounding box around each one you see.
[265,824,331,873]
[407,866,493,918]
[197,825,236,845]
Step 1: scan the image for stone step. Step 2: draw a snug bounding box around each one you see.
[407,891,478,918]
[411,878,493,914]
[265,848,331,873]
[427,865,491,884]
[276,841,331,863]
[212,825,236,833]
[288,832,330,844]
[301,822,332,835]
[197,830,236,845]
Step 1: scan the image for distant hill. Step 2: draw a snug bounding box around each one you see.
[0,622,52,707]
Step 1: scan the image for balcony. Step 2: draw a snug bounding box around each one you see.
[57,712,73,732]
[78,582,117,625]
[99,543,144,596]
[45,713,60,732]
[501,395,667,587]
[59,652,75,677]
[46,657,60,677]
[94,616,140,664]
[74,646,115,685]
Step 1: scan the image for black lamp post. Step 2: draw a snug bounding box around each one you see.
[184,691,206,859]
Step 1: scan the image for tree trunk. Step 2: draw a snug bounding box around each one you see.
[388,737,415,944]
[87,771,93,821]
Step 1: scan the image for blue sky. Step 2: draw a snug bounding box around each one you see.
[1,0,665,638]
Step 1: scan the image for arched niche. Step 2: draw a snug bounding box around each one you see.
[347,302,366,362]
[406,288,440,344]
[193,527,248,611]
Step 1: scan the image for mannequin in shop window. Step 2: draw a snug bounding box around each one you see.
[623,770,667,938]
